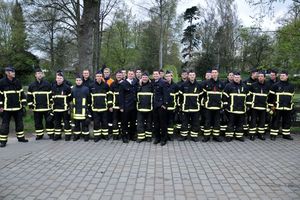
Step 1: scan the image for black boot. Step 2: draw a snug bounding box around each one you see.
[18,137,29,143]
[249,135,255,141]
[0,142,6,148]
[48,134,54,140]
[236,137,245,142]
[225,136,233,142]
[257,134,265,140]
[191,137,200,142]
[36,135,43,140]
[153,138,160,144]
[283,135,293,140]
[65,135,71,141]
[53,134,62,141]
[213,136,222,142]
[160,139,167,146]
[178,135,187,141]
[73,135,80,141]
[146,137,152,142]
[122,135,129,143]
[168,135,174,141]
[102,135,109,141]
[94,136,101,142]
[270,135,276,141]
[202,136,210,142]
[84,135,89,142]
[113,135,119,140]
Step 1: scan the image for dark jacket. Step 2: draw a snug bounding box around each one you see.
[119,79,137,111]
[137,81,153,112]
[179,80,202,112]
[166,81,179,111]
[51,82,72,112]
[223,81,249,114]
[27,79,52,112]
[202,78,225,110]
[90,80,112,112]
[152,78,169,109]
[71,84,91,120]
[248,81,270,110]
[110,80,122,110]
[243,77,257,87]
[268,80,294,111]
[82,77,94,89]
[0,77,26,111]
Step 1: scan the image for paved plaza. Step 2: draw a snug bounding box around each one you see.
[0,133,299,200]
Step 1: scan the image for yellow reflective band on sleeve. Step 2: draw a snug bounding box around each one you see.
[269,90,275,94]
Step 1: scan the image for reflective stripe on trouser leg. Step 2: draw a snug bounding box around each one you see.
[54,129,61,135]
[200,126,204,132]
[73,131,81,135]
[35,129,44,136]
[243,124,249,131]
[235,132,244,138]
[94,129,101,136]
[270,129,279,136]
[16,131,25,138]
[64,129,72,135]
[180,131,188,137]
[176,124,181,129]
[257,127,265,134]
[203,129,211,136]
[102,129,109,136]
[46,129,54,135]
[137,132,145,140]
[282,129,290,135]
[145,131,152,138]
[190,131,198,138]
[220,125,227,132]
[212,129,220,136]
[264,124,269,130]
[168,128,174,135]
[112,129,119,135]
[225,132,234,137]
[82,131,89,135]
[248,128,256,135]
[0,135,8,142]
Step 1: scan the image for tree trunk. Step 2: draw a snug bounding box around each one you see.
[93,0,101,74]
[78,0,98,73]
[159,0,163,69]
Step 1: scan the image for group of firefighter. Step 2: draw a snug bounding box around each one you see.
[0,65,295,147]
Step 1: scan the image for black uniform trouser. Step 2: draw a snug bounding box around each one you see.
[249,109,266,135]
[73,119,89,136]
[93,111,108,137]
[166,110,175,136]
[121,109,137,139]
[34,111,54,136]
[270,110,292,136]
[137,111,152,140]
[112,109,122,136]
[200,107,206,131]
[181,111,200,138]
[153,107,167,141]
[0,110,24,142]
[175,110,182,132]
[226,113,245,138]
[203,109,221,137]
[54,111,71,136]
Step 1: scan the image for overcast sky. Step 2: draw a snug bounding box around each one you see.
[128,0,292,31]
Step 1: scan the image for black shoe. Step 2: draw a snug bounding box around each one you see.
[53,134,61,141]
[84,135,90,142]
[136,139,143,143]
[257,134,266,140]
[225,137,233,142]
[153,139,160,144]
[113,135,119,140]
[202,136,210,142]
[160,140,167,146]
[178,136,187,141]
[102,135,109,141]
[168,135,174,141]
[18,137,29,143]
[213,136,222,142]
[249,135,255,141]
[73,135,80,141]
[146,137,152,142]
[65,135,71,141]
[236,137,245,142]
[270,135,276,141]
[94,136,101,142]
[48,134,54,140]
[0,142,6,148]
[122,136,129,143]
[36,135,43,140]
[283,135,293,140]
[191,137,200,142]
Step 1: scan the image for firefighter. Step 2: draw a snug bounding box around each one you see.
[175,69,188,135]
[27,68,53,140]
[82,69,94,89]
[51,72,72,141]
[223,72,249,142]
[165,71,179,141]
[224,71,234,86]
[135,68,142,81]
[269,71,294,140]
[55,70,73,88]
[136,72,153,143]
[247,71,270,140]
[152,69,169,146]
[119,69,137,143]
[0,66,28,147]
[202,68,225,142]
[71,75,91,141]
[179,70,202,142]
[90,70,112,142]
[265,69,278,131]
[109,70,123,140]
[103,67,114,87]
[200,70,212,133]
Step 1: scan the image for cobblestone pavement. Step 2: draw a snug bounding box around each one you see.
[0,133,299,200]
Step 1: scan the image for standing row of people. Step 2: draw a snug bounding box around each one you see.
[0,66,295,148]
